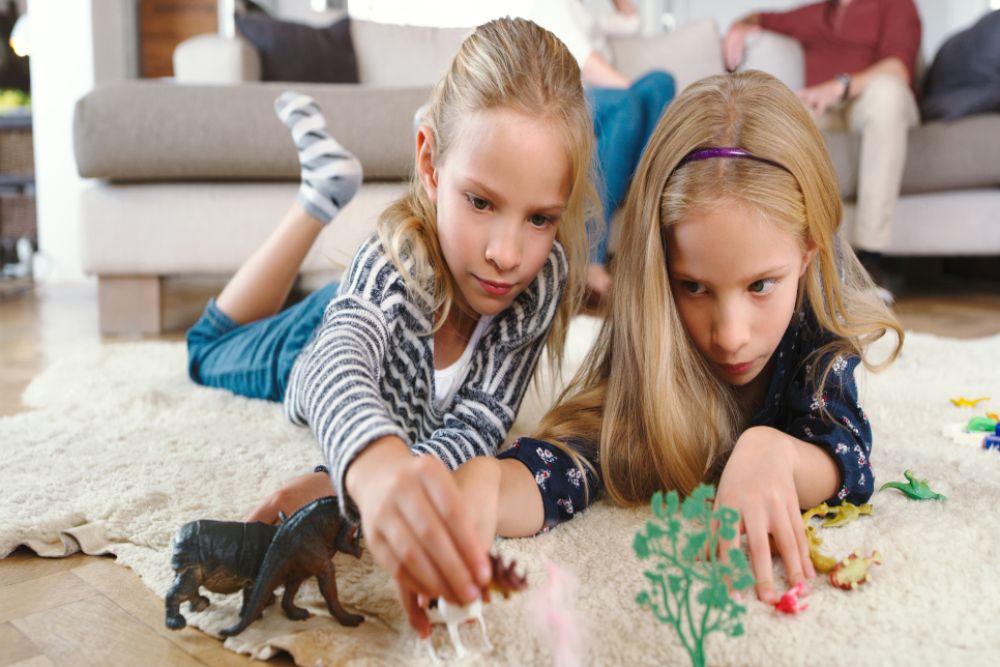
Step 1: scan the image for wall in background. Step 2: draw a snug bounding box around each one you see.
[28,0,133,284]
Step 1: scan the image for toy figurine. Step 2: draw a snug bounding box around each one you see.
[820,501,873,527]
[424,554,528,661]
[219,496,363,636]
[949,396,991,408]
[829,550,881,590]
[773,581,809,614]
[983,424,1000,452]
[966,416,998,433]
[879,470,946,501]
[803,525,839,574]
[165,519,278,630]
[634,485,753,667]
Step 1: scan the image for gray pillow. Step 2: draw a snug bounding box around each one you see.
[921,10,1000,121]
[235,14,359,84]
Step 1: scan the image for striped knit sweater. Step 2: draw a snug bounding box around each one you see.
[284,234,568,520]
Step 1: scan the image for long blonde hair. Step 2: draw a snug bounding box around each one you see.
[537,70,903,505]
[376,17,598,369]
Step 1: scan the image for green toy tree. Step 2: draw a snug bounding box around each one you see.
[634,484,754,667]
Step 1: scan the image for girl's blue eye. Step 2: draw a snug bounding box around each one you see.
[680,280,705,295]
[529,214,552,228]
[466,194,490,211]
[749,278,777,294]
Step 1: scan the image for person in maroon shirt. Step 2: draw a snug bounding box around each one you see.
[724,0,922,302]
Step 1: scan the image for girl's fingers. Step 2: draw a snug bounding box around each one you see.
[397,580,431,638]
[395,480,481,604]
[375,514,452,603]
[744,517,776,604]
[790,501,815,579]
[770,506,806,589]
[419,461,492,587]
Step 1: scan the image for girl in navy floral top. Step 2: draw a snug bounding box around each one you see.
[470,71,904,605]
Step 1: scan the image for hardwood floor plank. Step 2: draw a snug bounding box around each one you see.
[12,596,207,667]
[0,622,42,667]
[71,558,294,666]
[0,550,90,588]
[0,571,97,625]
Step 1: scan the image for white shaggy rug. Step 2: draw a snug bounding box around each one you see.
[2,318,1000,666]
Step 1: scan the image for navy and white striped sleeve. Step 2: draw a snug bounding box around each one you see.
[498,437,601,531]
[410,244,568,469]
[283,238,408,521]
[784,354,874,506]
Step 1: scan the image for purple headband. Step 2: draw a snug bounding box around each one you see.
[677,147,789,172]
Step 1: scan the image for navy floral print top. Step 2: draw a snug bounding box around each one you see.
[497,305,873,532]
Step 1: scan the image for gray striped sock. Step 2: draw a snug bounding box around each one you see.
[275,91,363,225]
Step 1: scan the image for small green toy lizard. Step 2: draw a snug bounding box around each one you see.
[879,470,946,501]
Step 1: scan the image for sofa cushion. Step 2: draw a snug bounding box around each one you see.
[824,113,1000,199]
[235,14,359,84]
[73,81,432,182]
[350,19,469,86]
[608,19,725,93]
[921,10,1000,121]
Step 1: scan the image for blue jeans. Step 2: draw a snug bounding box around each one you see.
[588,70,676,264]
[186,281,339,402]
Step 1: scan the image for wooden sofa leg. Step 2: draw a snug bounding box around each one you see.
[97,275,164,335]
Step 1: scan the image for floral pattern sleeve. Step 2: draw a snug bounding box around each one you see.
[497,437,601,532]
[783,354,874,506]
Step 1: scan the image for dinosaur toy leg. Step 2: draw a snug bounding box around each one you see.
[280,577,311,621]
[165,569,202,630]
[317,564,364,626]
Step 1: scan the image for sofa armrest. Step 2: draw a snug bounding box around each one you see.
[741,30,804,92]
[173,34,262,84]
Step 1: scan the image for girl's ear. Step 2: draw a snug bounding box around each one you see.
[415,125,438,203]
[800,239,819,276]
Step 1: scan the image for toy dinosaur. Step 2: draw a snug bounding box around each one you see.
[425,554,528,661]
[879,470,946,501]
[829,550,881,590]
[803,525,839,574]
[165,519,278,630]
[773,581,809,614]
[219,496,363,636]
[949,396,990,408]
[822,501,873,527]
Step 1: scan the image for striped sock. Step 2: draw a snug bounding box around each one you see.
[274,91,363,225]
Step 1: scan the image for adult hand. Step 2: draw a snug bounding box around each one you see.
[714,426,815,604]
[723,22,759,71]
[796,78,846,118]
[346,437,492,616]
[244,470,334,524]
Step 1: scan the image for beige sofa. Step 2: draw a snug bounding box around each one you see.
[73,19,1000,333]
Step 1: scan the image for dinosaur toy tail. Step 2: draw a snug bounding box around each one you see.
[219,542,288,637]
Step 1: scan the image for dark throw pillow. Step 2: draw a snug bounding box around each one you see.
[921,10,1000,121]
[236,13,359,84]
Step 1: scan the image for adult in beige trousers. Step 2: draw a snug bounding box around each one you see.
[725,0,922,298]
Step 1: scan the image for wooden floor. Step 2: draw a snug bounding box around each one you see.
[2,276,1000,666]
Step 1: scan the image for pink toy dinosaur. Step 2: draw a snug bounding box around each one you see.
[773,581,810,614]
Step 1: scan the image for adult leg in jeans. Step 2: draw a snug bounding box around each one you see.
[187,92,362,401]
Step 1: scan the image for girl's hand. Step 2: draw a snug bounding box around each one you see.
[345,437,492,614]
[714,426,815,603]
[244,471,334,524]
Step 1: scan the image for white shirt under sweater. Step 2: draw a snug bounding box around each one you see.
[284,235,567,521]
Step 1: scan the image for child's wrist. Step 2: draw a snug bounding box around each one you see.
[344,436,410,501]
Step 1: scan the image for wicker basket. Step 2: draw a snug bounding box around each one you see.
[0,127,34,175]
[0,192,37,241]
